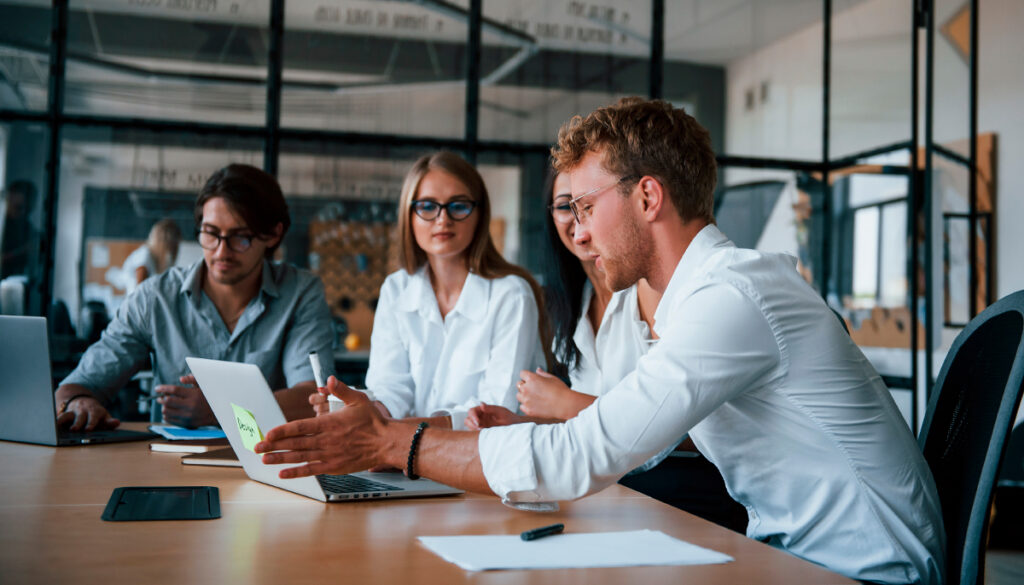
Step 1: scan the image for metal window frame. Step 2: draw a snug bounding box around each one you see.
[1,0,982,434]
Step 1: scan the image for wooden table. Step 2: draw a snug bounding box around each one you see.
[0,424,854,584]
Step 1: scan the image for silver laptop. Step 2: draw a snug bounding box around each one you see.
[0,315,155,446]
[186,356,463,502]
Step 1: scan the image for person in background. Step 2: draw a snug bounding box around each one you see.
[466,168,660,423]
[310,151,550,431]
[54,164,335,430]
[0,180,37,280]
[466,168,747,532]
[119,218,182,295]
[258,98,944,585]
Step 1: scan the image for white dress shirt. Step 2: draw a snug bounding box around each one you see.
[479,225,944,585]
[569,282,652,397]
[569,283,671,474]
[367,266,543,430]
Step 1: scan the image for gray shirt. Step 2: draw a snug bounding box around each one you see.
[62,259,335,404]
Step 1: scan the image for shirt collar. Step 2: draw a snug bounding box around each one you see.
[396,265,432,313]
[652,224,733,336]
[180,260,205,305]
[181,259,278,303]
[606,285,627,315]
[572,280,597,353]
[450,270,488,322]
[259,260,281,299]
[395,264,488,322]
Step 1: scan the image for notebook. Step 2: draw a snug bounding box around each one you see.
[185,356,463,502]
[150,438,230,453]
[0,315,155,446]
[181,447,241,467]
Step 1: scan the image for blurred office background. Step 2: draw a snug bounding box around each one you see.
[1,0,1022,435]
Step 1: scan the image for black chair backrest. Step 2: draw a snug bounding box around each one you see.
[919,290,1024,585]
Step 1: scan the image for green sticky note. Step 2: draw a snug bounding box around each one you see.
[231,403,263,452]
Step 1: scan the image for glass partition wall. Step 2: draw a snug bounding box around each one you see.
[0,0,981,429]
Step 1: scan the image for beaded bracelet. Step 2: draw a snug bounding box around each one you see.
[406,421,429,480]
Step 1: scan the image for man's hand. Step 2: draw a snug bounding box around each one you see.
[155,375,216,428]
[465,403,525,430]
[256,376,395,479]
[516,368,595,420]
[56,393,120,432]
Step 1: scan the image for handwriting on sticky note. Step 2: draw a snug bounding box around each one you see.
[231,403,263,452]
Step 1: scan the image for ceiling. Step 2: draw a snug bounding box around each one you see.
[1,0,874,142]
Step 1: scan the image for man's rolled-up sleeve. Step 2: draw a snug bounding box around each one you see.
[280,277,336,388]
[477,283,780,505]
[60,290,154,405]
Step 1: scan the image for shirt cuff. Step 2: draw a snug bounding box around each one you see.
[433,408,465,430]
[479,424,558,511]
[374,394,406,420]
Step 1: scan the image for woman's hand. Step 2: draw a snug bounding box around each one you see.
[465,403,526,429]
[516,368,596,420]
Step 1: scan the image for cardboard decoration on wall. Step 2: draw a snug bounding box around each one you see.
[310,216,512,351]
[85,238,146,293]
[309,220,393,350]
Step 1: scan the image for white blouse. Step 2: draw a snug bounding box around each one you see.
[568,282,652,397]
[119,245,158,294]
[568,282,670,474]
[366,266,544,430]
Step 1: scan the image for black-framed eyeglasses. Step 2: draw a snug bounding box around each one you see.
[568,175,639,225]
[410,199,477,221]
[548,198,573,225]
[196,229,255,253]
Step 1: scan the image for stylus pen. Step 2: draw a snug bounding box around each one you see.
[309,352,327,388]
[520,523,564,541]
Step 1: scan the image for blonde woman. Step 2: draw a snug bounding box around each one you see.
[121,218,182,294]
[313,152,550,430]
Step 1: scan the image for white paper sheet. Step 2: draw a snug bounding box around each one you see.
[418,529,733,571]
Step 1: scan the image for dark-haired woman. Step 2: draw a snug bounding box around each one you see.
[466,171,662,465]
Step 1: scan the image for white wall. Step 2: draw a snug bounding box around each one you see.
[979,0,1024,298]
[725,0,1023,301]
[725,0,1024,427]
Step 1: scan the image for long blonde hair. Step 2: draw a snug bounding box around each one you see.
[396,152,553,370]
[147,218,182,273]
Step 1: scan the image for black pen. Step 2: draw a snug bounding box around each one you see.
[520,523,564,541]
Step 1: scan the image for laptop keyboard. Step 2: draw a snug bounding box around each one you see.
[316,474,404,495]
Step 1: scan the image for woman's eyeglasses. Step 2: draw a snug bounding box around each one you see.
[548,199,574,225]
[411,199,476,221]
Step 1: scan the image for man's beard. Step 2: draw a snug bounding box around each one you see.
[600,211,651,292]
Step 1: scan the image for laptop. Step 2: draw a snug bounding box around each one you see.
[185,356,463,502]
[0,315,155,446]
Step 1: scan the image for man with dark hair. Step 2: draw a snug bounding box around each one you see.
[1,180,38,279]
[55,164,334,429]
[254,99,945,585]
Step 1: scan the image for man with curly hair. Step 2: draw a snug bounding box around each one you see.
[258,98,944,585]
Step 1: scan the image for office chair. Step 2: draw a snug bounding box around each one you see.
[918,290,1024,585]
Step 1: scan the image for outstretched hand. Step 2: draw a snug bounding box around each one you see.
[256,376,387,479]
